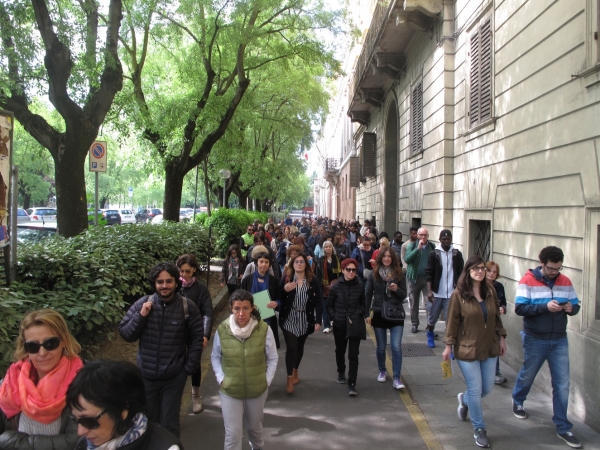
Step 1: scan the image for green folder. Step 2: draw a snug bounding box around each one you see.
[253,289,275,320]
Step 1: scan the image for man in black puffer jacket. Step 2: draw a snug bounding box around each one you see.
[120,262,204,438]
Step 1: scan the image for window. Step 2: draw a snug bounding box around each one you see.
[360,132,376,179]
[470,219,491,261]
[468,18,493,128]
[410,80,423,153]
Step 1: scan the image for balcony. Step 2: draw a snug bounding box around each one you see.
[325,158,340,185]
[348,0,443,125]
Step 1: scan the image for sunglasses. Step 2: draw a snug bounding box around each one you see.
[344,268,357,272]
[23,336,61,354]
[70,409,107,429]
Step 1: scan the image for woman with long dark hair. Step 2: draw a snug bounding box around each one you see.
[314,240,341,334]
[443,255,507,449]
[220,244,246,294]
[279,253,323,394]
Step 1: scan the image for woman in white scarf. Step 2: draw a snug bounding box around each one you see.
[211,290,278,450]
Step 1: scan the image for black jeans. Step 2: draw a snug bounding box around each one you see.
[144,370,187,437]
[282,329,308,376]
[333,325,361,385]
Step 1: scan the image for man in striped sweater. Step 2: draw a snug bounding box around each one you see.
[512,246,581,449]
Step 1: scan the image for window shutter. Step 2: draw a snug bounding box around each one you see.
[362,132,376,178]
[411,81,423,153]
[349,157,360,187]
[469,18,492,128]
[469,30,481,128]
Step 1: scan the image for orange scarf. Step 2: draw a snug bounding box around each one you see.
[0,356,83,423]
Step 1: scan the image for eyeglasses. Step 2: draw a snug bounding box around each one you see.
[545,265,563,273]
[23,337,61,354]
[344,268,357,272]
[470,266,487,273]
[70,409,107,430]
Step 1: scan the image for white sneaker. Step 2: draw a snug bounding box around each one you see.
[323,327,331,333]
[393,378,405,389]
[377,371,387,382]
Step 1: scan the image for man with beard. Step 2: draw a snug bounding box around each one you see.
[120,262,204,437]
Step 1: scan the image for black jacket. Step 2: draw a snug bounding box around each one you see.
[241,273,280,308]
[365,271,407,313]
[313,255,341,287]
[74,421,183,450]
[179,281,213,339]
[424,247,464,295]
[326,277,367,329]
[120,293,204,380]
[278,276,323,333]
[0,406,78,450]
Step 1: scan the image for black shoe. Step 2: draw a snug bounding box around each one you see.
[434,333,438,338]
[512,401,527,419]
[347,384,357,397]
[557,432,582,448]
[474,428,490,448]
[411,325,418,333]
[337,374,346,384]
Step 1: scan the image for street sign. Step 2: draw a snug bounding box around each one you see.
[128,187,133,198]
[89,141,107,173]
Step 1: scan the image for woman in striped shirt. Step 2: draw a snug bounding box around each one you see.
[279,253,323,394]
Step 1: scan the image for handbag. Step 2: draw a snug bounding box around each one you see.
[381,299,405,322]
[346,309,366,340]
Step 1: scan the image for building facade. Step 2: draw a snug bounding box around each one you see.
[320,0,600,431]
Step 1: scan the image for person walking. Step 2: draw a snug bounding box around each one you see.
[220,244,246,294]
[314,240,342,334]
[176,253,213,414]
[327,258,367,397]
[404,227,435,334]
[0,309,82,449]
[443,256,507,448]
[365,248,407,389]
[240,225,255,259]
[511,246,581,448]
[211,289,278,450]
[484,260,507,385]
[279,253,323,394]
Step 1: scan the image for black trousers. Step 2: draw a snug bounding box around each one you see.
[333,325,361,385]
[282,329,309,376]
[144,370,187,437]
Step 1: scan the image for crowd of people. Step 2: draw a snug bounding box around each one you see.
[0,215,583,450]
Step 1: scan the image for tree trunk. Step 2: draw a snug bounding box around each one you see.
[21,191,31,210]
[163,163,185,221]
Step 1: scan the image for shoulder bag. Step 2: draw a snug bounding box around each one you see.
[381,299,405,322]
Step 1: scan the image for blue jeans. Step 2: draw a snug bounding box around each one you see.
[512,333,572,433]
[427,296,450,328]
[456,357,496,430]
[373,326,404,378]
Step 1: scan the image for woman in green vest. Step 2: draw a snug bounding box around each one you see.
[211,289,278,450]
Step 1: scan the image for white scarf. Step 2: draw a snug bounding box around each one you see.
[229,314,258,340]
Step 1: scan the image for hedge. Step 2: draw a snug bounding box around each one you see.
[201,209,269,257]
[0,222,210,376]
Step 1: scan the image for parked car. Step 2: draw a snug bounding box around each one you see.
[179,208,193,222]
[26,207,57,222]
[88,209,107,227]
[17,209,31,223]
[151,214,164,224]
[102,209,121,225]
[135,208,162,223]
[17,222,58,244]
[119,209,136,224]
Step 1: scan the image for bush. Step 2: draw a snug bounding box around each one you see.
[0,222,210,375]
[205,209,268,257]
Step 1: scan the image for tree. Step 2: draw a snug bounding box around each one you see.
[0,0,124,237]
[118,0,342,221]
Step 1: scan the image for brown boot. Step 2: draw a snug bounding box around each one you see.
[191,386,203,414]
[286,376,294,394]
[292,368,299,385]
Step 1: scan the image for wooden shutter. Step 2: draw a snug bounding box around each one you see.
[411,81,423,153]
[469,18,492,128]
[349,157,360,187]
[362,132,376,178]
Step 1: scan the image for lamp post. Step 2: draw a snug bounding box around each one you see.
[219,169,231,208]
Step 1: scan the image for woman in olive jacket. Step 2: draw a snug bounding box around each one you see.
[326,258,367,396]
[442,255,507,449]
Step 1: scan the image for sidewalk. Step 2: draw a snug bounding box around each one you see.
[400,307,600,449]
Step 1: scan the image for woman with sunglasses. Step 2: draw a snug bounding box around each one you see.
[0,309,83,449]
[326,258,367,397]
[279,253,323,394]
[67,360,182,450]
[442,256,507,449]
[176,254,213,414]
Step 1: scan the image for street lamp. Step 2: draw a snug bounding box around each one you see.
[219,169,231,208]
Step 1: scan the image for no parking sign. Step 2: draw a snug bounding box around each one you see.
[89,141,107,172]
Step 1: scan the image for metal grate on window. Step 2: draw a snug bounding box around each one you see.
[472,220,491,261]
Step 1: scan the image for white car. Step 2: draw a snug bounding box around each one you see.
[17,208,31,223]
[119,209,136,224]
[26,207,57,222]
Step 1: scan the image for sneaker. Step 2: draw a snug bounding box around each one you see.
[393,378,405,389]
[426,330,435,348]
[377,371,387,382]
[411,325,418,333]
[557,431,582,448]
[337,374,346,384]
[512,401,527,419]
[457,392,468,421]
[474,428,490,448]
[494,373,507,384]
[323,327,331,334]
[347,384,358,397]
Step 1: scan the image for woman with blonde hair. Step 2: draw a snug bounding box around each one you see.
[0,309,83,449]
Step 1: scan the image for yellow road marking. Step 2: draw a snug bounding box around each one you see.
[367,325,443,450]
